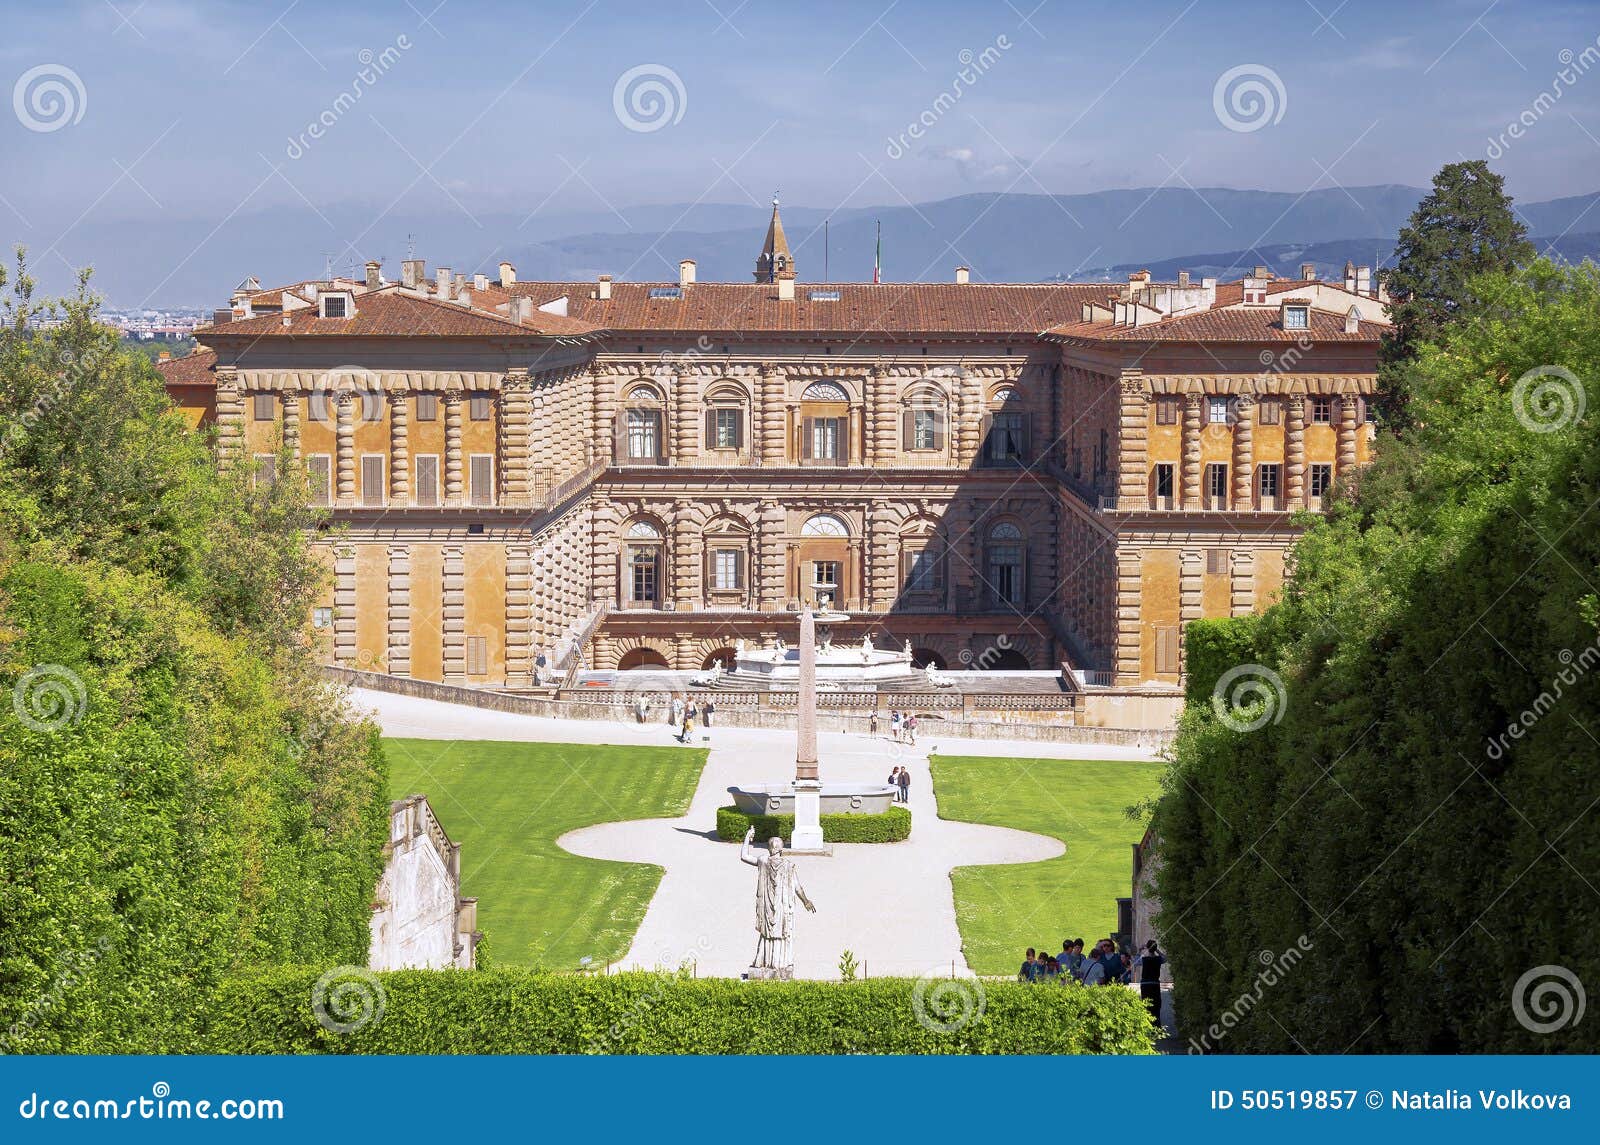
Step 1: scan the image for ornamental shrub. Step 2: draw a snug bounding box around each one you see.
[716,805,912,844]
[204,967,1156,1055]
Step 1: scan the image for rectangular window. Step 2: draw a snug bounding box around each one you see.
[1258,463,1281,506]
[466,636,489,677]
[306,454,332,505]
[627,409,660,460]
[712,548,742,591]
[808,417,842,461]
[1310,463,1333,501]
[1207,396,1229,424]
[1205,462,1228,507]
[469,393,493,421]
[1154,397,1178,426]
[988,546,1024,605]
[252,393,276,421]
[710,407,742,450]
[911,409,939,450]
[1310,396,1332,425]
[904,548,943,591]
[414,455,439,506]
[812,561,841,593]
[1283,305,1309,330]
[1154,626,1181,675]
[1206,549,1229,577]
[1258,398,1281,425]
[361,455,384,506]
[312,606,333,629]
[1154,463,1175,506]
[985,413,1025,463]
[321,294,347,319]
[629,548,659,604]
[253,454,276,488]
[469,455,493,506]
[415,393,438,421]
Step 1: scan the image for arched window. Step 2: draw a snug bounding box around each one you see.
[802,381,849,401]
[899,519,944,595]
[986,521,1026,606]
[982,387,1027,466]
[799,382,850,464]
[622,519,664,607]
[800,514,850,537]
[618,384,664,465]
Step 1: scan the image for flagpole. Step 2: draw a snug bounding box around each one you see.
[874,219,881,284]
[824,219,829,283]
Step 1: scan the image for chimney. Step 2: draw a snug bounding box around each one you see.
[498,261,516,287]
[1300,262,1317,281]
[211,308,233,325]
[955,265,970,285]
[1253,265,1270,279]
[401,258,425,290]
[777,270,795,301]
[454,273,465,297]
[1177,270,1190,288]
[364,260,381,290]
[436,267,452,298]
[597,274,613,301]
[1343,260,1356,292]
[679,259,696,287]
[1355,265,1372,296]
[474,273,488,292]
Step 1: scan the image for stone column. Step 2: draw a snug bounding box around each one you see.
[441,545,466,683]
[281,388,301,459]
[868,367,896,467]
[671,502,698,610]
[756,499,786,609]
[443,393,464,505]
[388,391,410,504]
[1180,392,1202,510]
[505,543,533,687]
[1231,394,1254,510]
[1285,395,1307,510]
[1114,549,1142,685]
[215,370,244,469]
[673,631,697,671]
[500,370,532,504]
[1230,549,1257,617]
[336,391,356,504]
[387,545,411,677]
[957,367,984,466]
[333,544,357,667]
[671,368,696,466]
[1336,392,1359,477]
[759,366,787,465]
[866,503,898,610]
[1116,377,1148,509]
[796,607,819,782]
[591,365,615,466]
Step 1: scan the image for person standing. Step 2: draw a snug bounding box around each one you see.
[869,710,879,737]
[1017,948,1040,983]
[889,709,902,742]
[681,701,697,743]
[1136,940,1165,1020]
[897,767,910,804]
[703,699,715,728]
[887,765,900,792]
[905,714,918,745]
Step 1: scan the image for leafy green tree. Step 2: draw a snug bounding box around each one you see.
[1380,161,1534,420]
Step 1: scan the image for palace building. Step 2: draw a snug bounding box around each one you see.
[160,202,1386,723]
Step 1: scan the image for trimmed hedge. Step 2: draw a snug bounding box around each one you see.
[205,968,1156,1054]
[716,804,912,844]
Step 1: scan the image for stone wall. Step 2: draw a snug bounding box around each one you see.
[369,795,479,971]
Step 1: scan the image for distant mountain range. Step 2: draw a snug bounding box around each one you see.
[1069,232,1600,284]
[39,186,1600,308]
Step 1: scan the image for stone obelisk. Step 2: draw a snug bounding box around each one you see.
[791,602,825,851]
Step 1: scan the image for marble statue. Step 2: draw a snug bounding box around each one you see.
[734,638,745,655]
[740,827,816,977]
[904,638,913,656]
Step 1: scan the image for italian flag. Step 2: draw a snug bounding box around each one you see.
[874,220,881,284]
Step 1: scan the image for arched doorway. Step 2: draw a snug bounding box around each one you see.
[989,648,1031,670]
[911,648,947,671]
[700,647,737,671]
[617,647,671,671]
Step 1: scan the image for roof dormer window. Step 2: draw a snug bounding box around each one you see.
[320,292,353,319]
[1282,304,1309,330]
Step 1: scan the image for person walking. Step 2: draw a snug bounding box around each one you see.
[680,701,696,743]
[887,765,900,792]
[702,698,714,728]
[897,766,910,804]
[1136,940,1165,1020]
[889,709,902,742]
[905,713,918,745]
[670,696,683,728]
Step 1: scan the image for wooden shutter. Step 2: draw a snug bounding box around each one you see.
[415,393,437,421]
[979,412,994,462]
[733,547,744,589]
[253,393,275,421]
[932,411,946,452]
[361,456,384,505]
[732,410,744,450]
[415,456,438,506]
[466,636,488,676]
[1155,626,1180,675]
[613,410,627,463]
[307,455,331,505]
[801,417,814,460]
[705,408,718,449]
[1206,549,1229,576]
[470,455,492,505]
[902,409,914,449]
[254,455,276,488]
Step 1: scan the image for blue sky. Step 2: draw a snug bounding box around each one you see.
[4,0,1600,295]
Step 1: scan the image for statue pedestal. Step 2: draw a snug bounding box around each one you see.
[790,786,825,853]
[743,966,793,981]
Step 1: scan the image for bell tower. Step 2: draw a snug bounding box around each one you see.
[754,195,795,284]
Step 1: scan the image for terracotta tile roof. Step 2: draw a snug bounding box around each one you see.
[198,287,600,339]
[1207,278,1308,308]
[504,281,1111,338]
[1044,305,1379,343]
[155,346,217,385]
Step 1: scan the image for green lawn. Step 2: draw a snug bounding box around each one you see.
[385,738,706,969]
[931,755,1164,976]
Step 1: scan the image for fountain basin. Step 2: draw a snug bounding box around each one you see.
[729,783,898,816]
